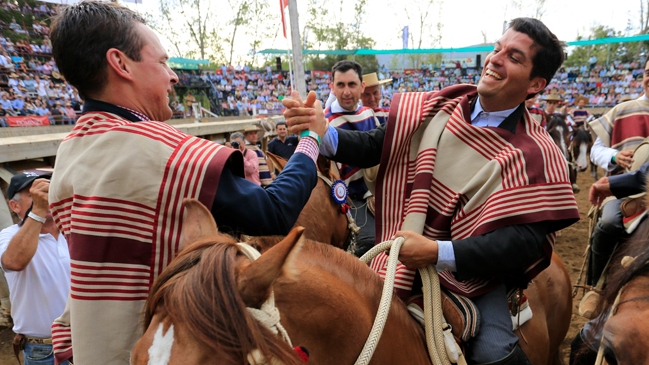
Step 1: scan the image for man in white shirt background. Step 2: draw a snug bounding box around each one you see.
[0,171,70,365]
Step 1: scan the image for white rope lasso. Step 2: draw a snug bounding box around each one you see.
[356,238,453,365]
[237,242,293,348]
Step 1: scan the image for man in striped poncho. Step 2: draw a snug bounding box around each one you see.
[47,2,323,364]
[286,18,580,365]
[324,61,384,257]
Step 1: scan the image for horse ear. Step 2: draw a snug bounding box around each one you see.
[237,226,305,308]
[265,151,286,174]
[180,198,218,251]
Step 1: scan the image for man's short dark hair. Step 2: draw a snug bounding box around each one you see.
[331,60,363,82]
[508,18,565,88]
[50,1,145,99]
[275,121,287,129]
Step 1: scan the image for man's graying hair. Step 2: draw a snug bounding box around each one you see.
[230,132,244,141]
[50,1,145,99]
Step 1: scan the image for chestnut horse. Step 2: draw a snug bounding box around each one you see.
[131,200,572,365]
[585,218,649,365]
[266,151,354,251]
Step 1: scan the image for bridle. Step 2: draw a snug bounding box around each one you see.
[315,170,360,253]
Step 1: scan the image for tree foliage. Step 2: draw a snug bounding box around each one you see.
[303,0,378,72]
[147,0,224,62]
[565,25,649,67]
[399,0,444,68]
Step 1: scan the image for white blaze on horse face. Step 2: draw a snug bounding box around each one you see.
[577,142,589,171]
[147,323,174,365]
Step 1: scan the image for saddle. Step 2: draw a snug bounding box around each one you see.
[407,287,533,360]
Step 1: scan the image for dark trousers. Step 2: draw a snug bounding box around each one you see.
[350,196,375,257]
[588,198,626,286]
[466,284,520,364]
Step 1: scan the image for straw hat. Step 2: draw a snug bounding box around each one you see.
[362,72,392,87]
[618,95,632,104]
[575,95,589,105]
[544,93,562,102]
[52,70,61,79]
[9,72,17,78]
[243,124,262,133]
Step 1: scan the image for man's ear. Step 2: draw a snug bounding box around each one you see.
[105,48,134,82]
[527,77,547,97]
[7,199,20,215]
[361,80,366,93]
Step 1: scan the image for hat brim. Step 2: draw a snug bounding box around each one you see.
[365,79,392,87]
[7,172,51,199]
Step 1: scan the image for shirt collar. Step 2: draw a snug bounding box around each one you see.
[640,94,649,101]
[82,99,151,122]
[470,96,519,122]
[330,98,360,114]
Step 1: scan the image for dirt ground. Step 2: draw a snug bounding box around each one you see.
[0,171,598,364]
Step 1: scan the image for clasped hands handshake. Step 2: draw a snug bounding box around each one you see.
[281,90,328,138]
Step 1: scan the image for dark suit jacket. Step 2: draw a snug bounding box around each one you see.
[609,162,649,198]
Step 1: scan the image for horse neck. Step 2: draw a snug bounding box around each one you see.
[275,241,431,363]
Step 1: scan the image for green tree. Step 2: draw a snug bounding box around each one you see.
[565,26,621,67]
[148,0,225,63]
[246,0,275,66]
[226,0,251,66]
[303,0,379,72]
[399,0,444,69]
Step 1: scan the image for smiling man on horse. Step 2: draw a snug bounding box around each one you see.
[285,18,580,365]
[46,2,322,364]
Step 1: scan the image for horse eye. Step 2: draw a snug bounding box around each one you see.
[604,346,618,365]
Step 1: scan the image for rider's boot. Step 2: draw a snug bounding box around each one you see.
[569,330,598,365]
[478,344,531,365]
[587,226,618,287]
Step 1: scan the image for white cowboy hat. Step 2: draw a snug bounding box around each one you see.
[362,73,392,87]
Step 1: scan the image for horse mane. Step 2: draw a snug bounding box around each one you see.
[594,220,649,320]
[572,128,590,143]
[547,114,565,128]
[144,233,303,365]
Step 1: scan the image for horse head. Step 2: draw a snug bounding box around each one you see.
[571,129,591,172]
[547,115,570,160]
[590,217,649,365]
[131,199,306,365]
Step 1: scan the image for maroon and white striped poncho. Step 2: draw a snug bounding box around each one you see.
[369,85,579,297]
[48,112,236,364]
[589,97,649,151]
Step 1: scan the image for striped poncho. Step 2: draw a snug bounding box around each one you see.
[369,85,579,297]
[589,98,649,151]
[49,112,236,364]
[326,103,382,197]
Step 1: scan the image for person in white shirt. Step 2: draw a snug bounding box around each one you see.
[0,171,70,365]
[586,59,649,288]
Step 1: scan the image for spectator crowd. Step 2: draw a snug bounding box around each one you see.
[1,0,646,126]
[171,58,647,121]
[0,1,83,127]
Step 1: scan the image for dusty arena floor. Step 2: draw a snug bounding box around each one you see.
[0,171,597,364]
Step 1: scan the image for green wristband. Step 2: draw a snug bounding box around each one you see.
[611,154,617,164]
[300,130,321,145]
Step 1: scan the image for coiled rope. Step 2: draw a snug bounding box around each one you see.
[356,238,452,365]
